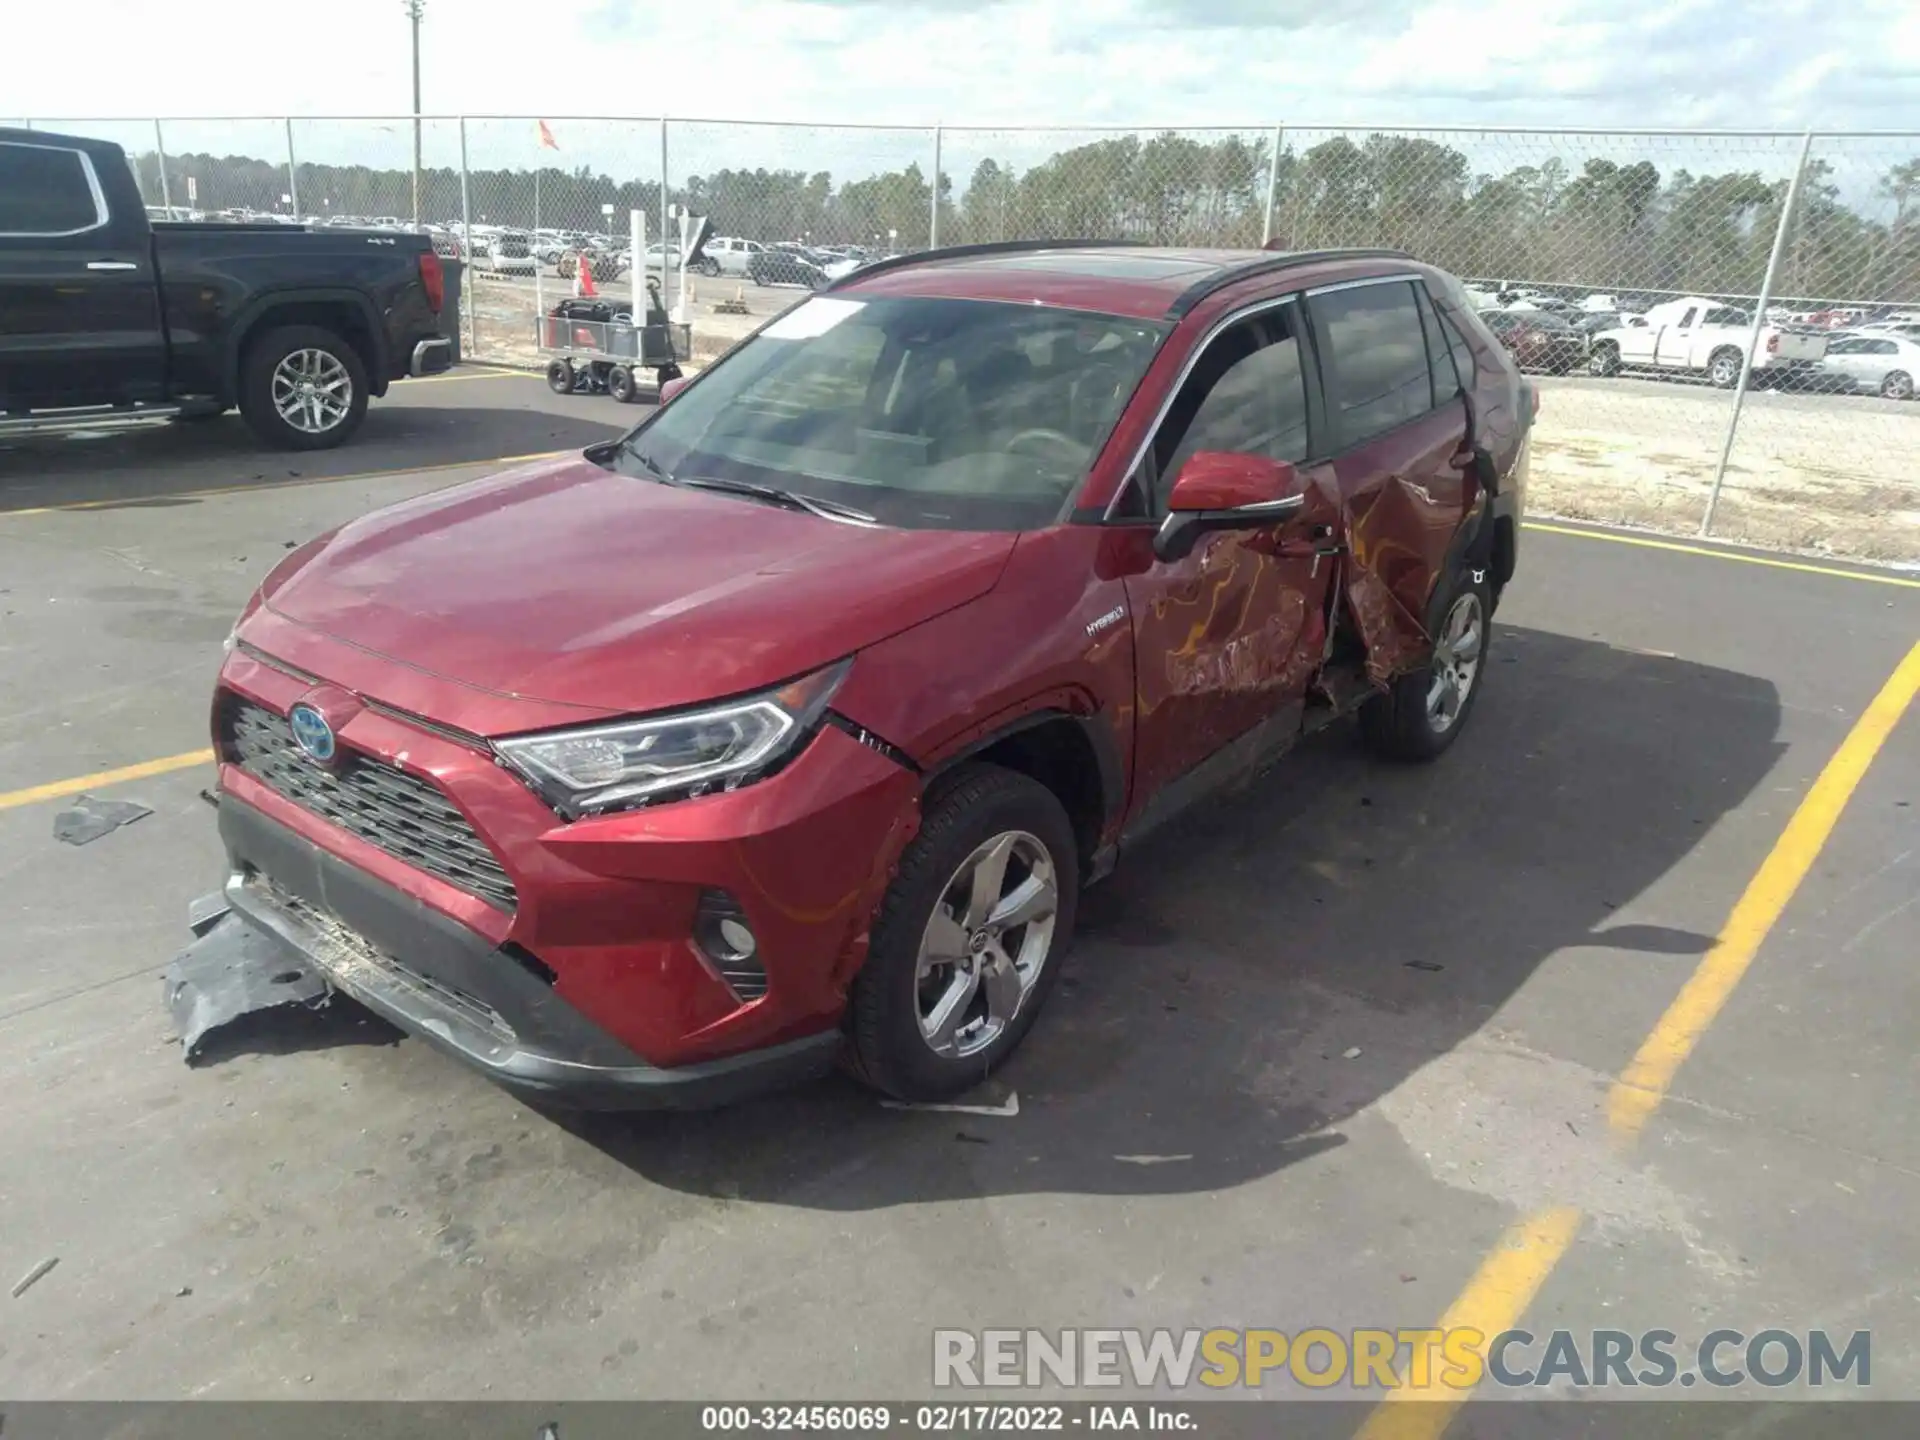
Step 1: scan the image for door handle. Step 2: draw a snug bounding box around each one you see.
[86,260,139,271]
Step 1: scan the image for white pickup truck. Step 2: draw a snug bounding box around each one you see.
[1587,297,1827,387]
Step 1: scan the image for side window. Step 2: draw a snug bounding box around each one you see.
[1144,305,1310,513]
[1869,339,1899,355]
[1310,280,1436,449]
[1414,284,1462,403]
[0,142,103,235]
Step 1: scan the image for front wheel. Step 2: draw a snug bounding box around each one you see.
[606,365,637,403]
[1881,370,1914,401]
[846,765,1078,1102]
[1588,343,1621,377]
[1360,569,1492,763]
[546,358,576,394]
[238,325,369,451]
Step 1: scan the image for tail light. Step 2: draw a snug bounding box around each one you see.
[418,250,445,313]
[1766,332,1780,354]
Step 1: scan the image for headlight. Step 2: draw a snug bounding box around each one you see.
[493,659,850,816]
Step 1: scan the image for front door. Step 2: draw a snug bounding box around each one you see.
[1655,305,1700,368]
[0,138,165,412]
[1121,300,1337,837]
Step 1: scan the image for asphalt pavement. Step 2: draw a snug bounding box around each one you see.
[0,371,1916,1414]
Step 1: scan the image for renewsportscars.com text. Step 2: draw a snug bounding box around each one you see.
[932,1327,1871,1391]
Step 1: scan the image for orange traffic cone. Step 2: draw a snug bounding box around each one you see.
[576,252,598,298]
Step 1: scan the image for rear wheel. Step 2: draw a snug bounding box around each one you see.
[1881,370,1914,401]
[546,358,576,394]
[1707,348,1744,388]
[238,324,368,451]
[607,365,637,403]
[846,765,1078,1102]
[1360,568,1492,763]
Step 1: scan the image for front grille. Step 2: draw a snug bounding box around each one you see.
[222,697,518,912]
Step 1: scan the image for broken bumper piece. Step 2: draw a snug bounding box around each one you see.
[163,894,333,1062]
[183,798,838,1109]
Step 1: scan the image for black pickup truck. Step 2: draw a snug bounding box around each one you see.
[0,127,453,450]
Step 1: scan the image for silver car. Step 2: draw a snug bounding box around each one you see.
[1817,330,1919,400]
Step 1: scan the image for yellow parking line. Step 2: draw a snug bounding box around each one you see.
[1524,521,1920,590]
[0,749,214,813]
[1353,636,1920,1439]
[0,450,565,518]
[1609,637,1920,1139]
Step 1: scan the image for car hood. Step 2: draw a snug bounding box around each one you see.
[262,454,1016,719]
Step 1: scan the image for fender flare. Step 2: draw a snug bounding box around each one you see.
[223,287,387,398]
[925,705,1126,844]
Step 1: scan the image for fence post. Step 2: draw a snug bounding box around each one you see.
[1261,124,1284,247]
[930,124,943,249]
[1701,128,1814,538]
[284,118,301,221]
[153,119,172,212]
[459,116,475,360]
[659,117,671,309]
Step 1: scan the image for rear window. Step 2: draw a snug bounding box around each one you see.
[1311,281,1437,448]
[0,142,103,235]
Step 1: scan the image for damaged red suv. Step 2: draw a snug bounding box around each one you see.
[202,242,1529,1107]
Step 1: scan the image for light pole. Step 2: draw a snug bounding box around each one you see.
[402,0,425,225]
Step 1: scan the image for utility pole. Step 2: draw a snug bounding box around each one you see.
[403,0,425,224]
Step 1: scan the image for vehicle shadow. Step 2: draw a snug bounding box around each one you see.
[556,624,1783,1207]
[0,387,629,513]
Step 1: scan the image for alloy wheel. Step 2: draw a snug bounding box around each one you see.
[271,349,354,434]
[914,830,1059,1060]
[1426,591,1485,734]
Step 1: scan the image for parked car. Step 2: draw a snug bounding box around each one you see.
[1814,331,1919,399]
[556,247,626,283]
[0,126,451,450]
[748,246,831,288]
[194,241,1529,1109]
[1480,309,1587,374]
[475,230,537,276]
[700,235,766,277]
[1587,297,1827,387]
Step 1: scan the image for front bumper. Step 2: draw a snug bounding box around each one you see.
[409,337,454,377]
[215,797,839,1109]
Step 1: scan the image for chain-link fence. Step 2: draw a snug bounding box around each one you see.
[15,115,1920,560]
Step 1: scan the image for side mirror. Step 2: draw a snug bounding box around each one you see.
[658,374,690,404]
[1153,452,1307,563]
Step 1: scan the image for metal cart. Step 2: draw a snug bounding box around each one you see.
[537,288,691,404]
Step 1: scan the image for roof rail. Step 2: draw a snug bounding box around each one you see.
[1166,247,1415,318]
[825,237,1150,292]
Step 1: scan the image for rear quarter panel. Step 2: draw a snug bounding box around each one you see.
[152,227,437,396]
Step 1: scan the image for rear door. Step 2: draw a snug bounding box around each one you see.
[1306,276,1472,676]
[1656,305,1700,367]
[0,138,165,411]
[1120,297,1338,835]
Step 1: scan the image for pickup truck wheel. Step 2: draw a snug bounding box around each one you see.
[846,764,1078,1102]
[1360,569,1492,763]
[1707,348,1744,388]
[1881,370,1914,401]
[239,326,368,451]
[1588,343,1620,377]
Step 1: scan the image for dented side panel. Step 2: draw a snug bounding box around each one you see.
[1326,399,1475,682]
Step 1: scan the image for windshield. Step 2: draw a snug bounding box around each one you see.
[606,296,1170,530]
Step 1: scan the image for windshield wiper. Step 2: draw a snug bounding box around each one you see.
[674,475,878,526]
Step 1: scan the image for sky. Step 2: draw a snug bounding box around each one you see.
[5,0,1916,135]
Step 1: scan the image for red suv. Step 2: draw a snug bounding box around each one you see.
[204,242,1530,1107]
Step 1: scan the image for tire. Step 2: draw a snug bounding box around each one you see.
[546,358,575,394]
[1360,567,1493,763]
[607,365,636,403]
[1707,348,1743,388]
[237,324,369,451]
[1588,343,1620,377]
[1881,370,1914,401]
[846,764,1079,1102]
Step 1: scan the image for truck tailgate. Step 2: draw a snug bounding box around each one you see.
[1765,329,1828,362]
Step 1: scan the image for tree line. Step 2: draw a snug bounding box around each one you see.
[129,131,1919,305]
